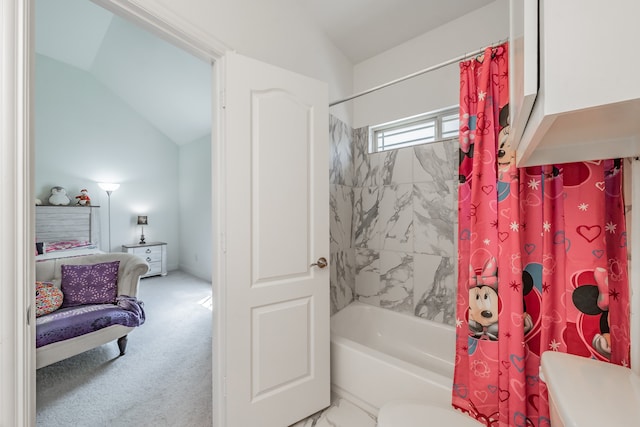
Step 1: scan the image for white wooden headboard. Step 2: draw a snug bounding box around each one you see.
[35,205,101,244]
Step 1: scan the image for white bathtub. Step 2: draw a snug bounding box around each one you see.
[330,301,456,413]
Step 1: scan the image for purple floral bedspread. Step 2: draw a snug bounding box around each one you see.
[36,297,145,348]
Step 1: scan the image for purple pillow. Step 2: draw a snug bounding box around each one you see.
[60,261,120,307]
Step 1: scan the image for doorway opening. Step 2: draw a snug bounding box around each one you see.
[32,0,222,424]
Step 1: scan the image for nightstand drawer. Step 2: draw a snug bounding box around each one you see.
[147,261,162,275]
[132,246,162,263]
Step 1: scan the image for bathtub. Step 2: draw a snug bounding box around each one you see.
[330,301,456,414]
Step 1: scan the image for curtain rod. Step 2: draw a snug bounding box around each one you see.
[329,41,507,107]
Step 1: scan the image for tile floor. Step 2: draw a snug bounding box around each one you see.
[291,395,377,427]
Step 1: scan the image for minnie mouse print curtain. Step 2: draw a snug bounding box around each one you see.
[453,42,630,426]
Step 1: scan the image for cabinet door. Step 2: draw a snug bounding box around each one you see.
[509,0,538,148]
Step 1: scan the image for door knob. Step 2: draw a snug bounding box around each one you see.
[310,257,328,269]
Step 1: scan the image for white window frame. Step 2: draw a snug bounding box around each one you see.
[369,106,459,153]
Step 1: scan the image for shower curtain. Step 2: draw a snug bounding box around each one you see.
[453,43,630,426]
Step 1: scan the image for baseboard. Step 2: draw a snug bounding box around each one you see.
[331,384,379,417]
[177,264,211,282]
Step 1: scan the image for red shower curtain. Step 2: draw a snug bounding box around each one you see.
[453,43,630,426]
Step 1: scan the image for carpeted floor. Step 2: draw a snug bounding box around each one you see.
[36,271,213,427]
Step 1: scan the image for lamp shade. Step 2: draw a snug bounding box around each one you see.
[137,215,148,225]
[98,182,120,192]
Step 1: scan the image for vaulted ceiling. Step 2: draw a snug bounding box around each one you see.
[35,0,212,146]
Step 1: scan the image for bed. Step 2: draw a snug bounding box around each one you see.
[35,205,103,260]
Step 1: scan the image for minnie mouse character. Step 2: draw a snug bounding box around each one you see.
[572,267,611,358]
[496,104,515,203]
[521,265,539,336]
[497,104,512,174]
[468,257,500,341]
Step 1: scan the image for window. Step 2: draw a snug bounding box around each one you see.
[370,106,459,153]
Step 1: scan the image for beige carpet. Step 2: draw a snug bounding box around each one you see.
[36,271,213,427]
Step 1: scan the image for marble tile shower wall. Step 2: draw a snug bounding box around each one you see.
[328,115,459,326]
[351,127,459,325]
[329,115,356,315]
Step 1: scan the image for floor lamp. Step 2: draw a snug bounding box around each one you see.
[98,182,120,252]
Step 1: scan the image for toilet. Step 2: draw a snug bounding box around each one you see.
[541,351,640,426]
[377,401,482,427]
[378,352,640,426]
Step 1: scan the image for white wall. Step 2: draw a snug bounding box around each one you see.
[35,54,180,269]
[178,134,212,280]
[352,0,509,129]
[132,0,354,126]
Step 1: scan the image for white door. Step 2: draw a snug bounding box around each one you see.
[220,51,330,427]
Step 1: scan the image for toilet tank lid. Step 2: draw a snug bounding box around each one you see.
[541,352,640,425]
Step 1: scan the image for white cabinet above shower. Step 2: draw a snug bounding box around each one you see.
[510,0,640,167]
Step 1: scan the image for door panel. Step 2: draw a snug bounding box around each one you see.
[252,90,311,282]
[222,51,329,427]
[251,297,311,399]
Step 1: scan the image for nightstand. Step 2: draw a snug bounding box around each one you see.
[122,242,167,278]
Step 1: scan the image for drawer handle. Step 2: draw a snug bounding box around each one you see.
[146,257,152,262]
[145,248,152,254]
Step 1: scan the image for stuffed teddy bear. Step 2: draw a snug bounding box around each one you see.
[75,189,91,206]
[48,186,71,205]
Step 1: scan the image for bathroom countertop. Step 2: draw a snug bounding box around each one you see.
[540,352,640,426]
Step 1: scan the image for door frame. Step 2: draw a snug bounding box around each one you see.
[1,1,35,425]
[2,1,230,425]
